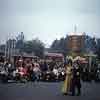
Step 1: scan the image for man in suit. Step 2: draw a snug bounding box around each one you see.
[71,60,81,96]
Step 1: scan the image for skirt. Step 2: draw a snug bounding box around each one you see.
[62,75,72,94]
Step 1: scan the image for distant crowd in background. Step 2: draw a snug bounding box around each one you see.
[0,56,66,83]
[0,55,100,86]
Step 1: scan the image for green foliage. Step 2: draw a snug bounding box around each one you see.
[96,39,100,59]
[50,35,99,57]
[22,39,45,58]
[15,33,45,58]
[0,44,5,51]
[50,37,68,56]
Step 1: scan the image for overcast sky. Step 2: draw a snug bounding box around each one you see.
[0,0,100,47]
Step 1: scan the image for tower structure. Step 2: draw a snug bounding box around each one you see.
[67,26,85,56]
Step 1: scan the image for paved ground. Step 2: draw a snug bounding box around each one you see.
[0,81,100,100]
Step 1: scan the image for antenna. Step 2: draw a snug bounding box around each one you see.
[93,33,95,38]
[74,24,77,33]
[74,25,77,33]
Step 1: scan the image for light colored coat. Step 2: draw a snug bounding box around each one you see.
[62,64,73,94]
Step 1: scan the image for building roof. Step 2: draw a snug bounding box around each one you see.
[12,53,38,58]
[44,52,63,58]
[68,32,85,36]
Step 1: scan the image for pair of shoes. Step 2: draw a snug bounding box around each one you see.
[71,94,75,96]
[62,93,68,95]
[76,93,81,96]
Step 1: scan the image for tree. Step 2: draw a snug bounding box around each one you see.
[50,36,68,56]
[15,32,25,53]
[22,39,45,58]
[50,34,99,57]
[32,39,45,58]
[51,39,59,50]
[96,39,100,59]
[23,41,33,54]
[0,44,5,51]
[85,35,97,54]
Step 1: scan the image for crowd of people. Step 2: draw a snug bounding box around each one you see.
[0,56,100,96]
[0,56,66,83]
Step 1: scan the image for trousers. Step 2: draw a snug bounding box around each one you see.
[71,78,81,96]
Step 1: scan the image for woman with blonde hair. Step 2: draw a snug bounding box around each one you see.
[62,59,73,95]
